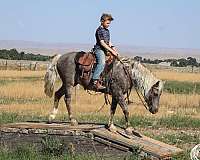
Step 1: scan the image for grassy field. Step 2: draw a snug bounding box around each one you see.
[154,70,200,82]
[0,69,200,159]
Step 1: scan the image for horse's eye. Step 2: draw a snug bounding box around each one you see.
[154,93,158,96]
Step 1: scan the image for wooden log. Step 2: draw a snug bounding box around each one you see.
[0,122,183,160]
[91,128,183,159]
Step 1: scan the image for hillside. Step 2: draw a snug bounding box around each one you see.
[0,40,200,60]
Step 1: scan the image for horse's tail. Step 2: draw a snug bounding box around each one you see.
[44,54,61,97]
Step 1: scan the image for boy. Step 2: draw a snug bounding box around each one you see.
[91,13,118,90]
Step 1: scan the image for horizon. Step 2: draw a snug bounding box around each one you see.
[1,39,200,51]
[1,40,200,60]
[0,1,200,49]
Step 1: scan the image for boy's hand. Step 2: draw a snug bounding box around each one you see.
[111,46,117,52]
[112,47,119,56]
[111,50,119,57]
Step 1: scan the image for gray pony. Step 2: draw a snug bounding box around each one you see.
[44,52,164,132]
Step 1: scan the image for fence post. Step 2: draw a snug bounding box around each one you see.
[19,63,22,71]
[29,63,32,70]
[5,60,7,70]
[34,62,38,71]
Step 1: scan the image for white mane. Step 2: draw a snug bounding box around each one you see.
[131,61,163,97]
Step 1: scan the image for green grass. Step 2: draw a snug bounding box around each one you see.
[143,132,200,160]
[0,145,97,160]
[154,132,200,145]
[1,112,200,129]
[1,112,199,160]
[164,80,200,94]
[158,114,200,128]
[171,150,191,160]
[0,135,193,160]
[0,112,48,124]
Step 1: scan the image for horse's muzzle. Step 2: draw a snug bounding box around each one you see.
[149,107,158,114]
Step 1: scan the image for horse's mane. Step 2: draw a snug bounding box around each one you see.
[131,61,163,97]
[120,58,163,97]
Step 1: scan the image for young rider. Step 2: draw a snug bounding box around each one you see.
[91,13,119,90]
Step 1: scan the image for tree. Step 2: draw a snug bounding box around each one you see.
[178,58,188,67]
[134,56,142,62]
[170,60,178,67]
[187,57,198,67]
[0,49,49,61]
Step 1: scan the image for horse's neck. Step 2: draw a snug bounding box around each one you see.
[132,62,158,97]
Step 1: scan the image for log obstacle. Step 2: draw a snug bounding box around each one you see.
[0,121,183,159]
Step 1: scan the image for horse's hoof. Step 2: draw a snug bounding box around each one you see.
[47,120,52,124]
[70,119,78,126]
[108,124,117,133]
[48,114,55,123]
[125,127,135,135]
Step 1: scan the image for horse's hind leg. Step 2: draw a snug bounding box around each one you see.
[108,97,118,132]
[64,86,78,126]
[49,85,65,122]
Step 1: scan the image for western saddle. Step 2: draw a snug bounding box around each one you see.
[74,51,114,89]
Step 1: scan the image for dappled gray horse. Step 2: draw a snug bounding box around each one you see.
[44,52,164,131]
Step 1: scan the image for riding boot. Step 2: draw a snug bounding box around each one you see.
[93,80,106,90]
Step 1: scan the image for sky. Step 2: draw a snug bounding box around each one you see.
[0,0,200,49]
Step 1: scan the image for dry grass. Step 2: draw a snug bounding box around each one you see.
[1,69,200,82]
[0,69,199,160]
[0,70,45,78]
[154,70,200,82]
[0,81,200,118]
[0,70,200,120]
[0,81,46,98]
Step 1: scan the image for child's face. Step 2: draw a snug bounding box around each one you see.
[102,19,111,29]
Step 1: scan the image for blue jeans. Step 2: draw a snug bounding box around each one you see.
[92,49,105,80]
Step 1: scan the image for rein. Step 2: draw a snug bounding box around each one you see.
[119,59,149,111]
[133,85,149,110]
[94,58,150,113]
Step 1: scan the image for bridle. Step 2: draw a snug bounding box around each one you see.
[95,58,150,113]
[119,59,150,111]
[134,85,149,110]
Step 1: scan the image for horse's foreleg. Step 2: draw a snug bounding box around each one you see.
[49,85,65,122]
[108,97,118,132]
[64,86,78,126]
[118,96,130,129]
[118,96,135,134]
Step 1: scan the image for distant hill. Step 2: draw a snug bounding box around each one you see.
[0,40,91,55]
[0,40,200,60]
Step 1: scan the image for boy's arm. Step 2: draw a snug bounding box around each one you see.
[96,28,118,56]
[109,41,116,51]
[100,40,118,56]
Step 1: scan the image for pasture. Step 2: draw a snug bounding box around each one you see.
[0,65,200,159]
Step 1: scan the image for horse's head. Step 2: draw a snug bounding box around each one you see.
[128,58,164,114]
[145,80,164,114]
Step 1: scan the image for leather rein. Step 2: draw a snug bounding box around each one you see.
[119,59,149,111]
[95,57,149,113]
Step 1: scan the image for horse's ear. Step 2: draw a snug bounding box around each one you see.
[131,60,135,68]
[50,54,58,61]
[163,80,166,85]
[154,80,165,92]
[154,81,160,87]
